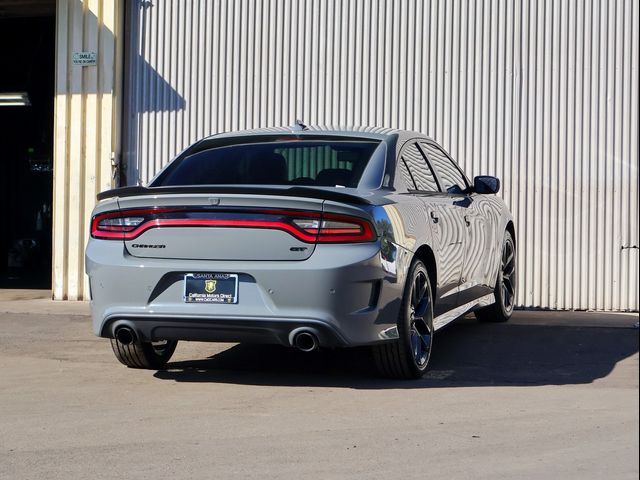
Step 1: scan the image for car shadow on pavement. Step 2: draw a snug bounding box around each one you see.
[153,313,639,389]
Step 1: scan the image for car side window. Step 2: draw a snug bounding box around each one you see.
[398,158,417,190]
[400,143,439,192]
[420,142,468,194]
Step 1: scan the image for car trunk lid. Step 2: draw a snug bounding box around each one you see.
[111,194,326,261]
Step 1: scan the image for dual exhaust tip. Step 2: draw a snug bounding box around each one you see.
[292,330,319,352]
[114,326,137,345]
[115,325,319,352]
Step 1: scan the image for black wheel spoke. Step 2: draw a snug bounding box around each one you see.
[502,279,513,307]
[411,274,425,308]
[410,330,420,356]
[416,279,427,305]
[414,297,430,318]
[417,330,431,351]
[505,249,514,266]
[504,277,514,296]
[411,317,432,365]
[411,282,418,307]
[500,238,516,311]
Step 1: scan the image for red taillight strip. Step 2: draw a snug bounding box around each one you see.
[122,218,319,242]
[91,208,376,243]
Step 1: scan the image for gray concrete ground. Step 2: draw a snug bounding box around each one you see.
[0,290,638,479]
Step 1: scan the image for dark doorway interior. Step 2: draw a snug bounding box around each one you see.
[0,16,55,288]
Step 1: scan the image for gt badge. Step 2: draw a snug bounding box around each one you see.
[204,280,217,293]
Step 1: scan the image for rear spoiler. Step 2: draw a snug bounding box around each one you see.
[96,185,374,205]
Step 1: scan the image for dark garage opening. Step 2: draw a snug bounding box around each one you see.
[0,5,55,288]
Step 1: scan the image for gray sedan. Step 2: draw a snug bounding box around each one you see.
[86,125,516,379]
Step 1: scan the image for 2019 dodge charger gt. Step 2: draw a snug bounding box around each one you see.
[86,125,516,379]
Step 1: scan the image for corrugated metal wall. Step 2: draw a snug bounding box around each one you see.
[123,0,639,311]
[53,0,123,300]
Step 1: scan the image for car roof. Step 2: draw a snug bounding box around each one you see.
[203,125,432,144]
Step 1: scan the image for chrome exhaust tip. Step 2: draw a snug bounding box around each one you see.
[293,331,318,352]
[114,326,136,345]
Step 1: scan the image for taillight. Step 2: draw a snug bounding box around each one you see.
[293,214,376,243]
[91,209,174,239]
[91,208,376,243]
[95,216,145,231]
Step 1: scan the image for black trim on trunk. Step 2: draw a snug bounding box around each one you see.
[97,185,373,205]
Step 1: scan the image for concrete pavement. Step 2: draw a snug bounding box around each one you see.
[0,292,638,479]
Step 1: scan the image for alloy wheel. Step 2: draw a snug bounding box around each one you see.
[409,270,433,367]
[501,237,516,311]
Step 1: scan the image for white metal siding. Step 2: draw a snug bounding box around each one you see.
[123,0,639,311]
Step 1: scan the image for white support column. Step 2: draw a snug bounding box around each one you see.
[52,0,123,300]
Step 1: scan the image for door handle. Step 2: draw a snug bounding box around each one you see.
[430,211,439,224]
[464,215,471,226]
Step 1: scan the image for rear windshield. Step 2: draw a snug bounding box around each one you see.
[151,138,382,188]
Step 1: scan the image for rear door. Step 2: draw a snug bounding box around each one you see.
[419,141,493,305]
[398,141,466,316]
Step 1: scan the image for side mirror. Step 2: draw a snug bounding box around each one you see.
[474,175,500,194]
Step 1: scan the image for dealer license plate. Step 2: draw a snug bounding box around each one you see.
[184,273,238,304]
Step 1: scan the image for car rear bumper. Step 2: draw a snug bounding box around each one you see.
[86,240,407,347]
[101,315,348,347]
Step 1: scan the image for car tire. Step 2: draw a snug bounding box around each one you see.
[110,338,178,369]
[373,259,434,379]
[475,230,516,323]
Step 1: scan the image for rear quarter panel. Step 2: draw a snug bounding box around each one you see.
[365,195,437,330]
[478,194,514,287]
